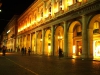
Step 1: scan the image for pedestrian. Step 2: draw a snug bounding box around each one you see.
[24,47,26,55]
[2,46,6,56]
[28,47,31,56]
[59,48,62,59]
[21,47,24,55]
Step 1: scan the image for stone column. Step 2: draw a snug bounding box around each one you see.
[51,0,55,17]
[82,15,88,58]
[51,25,54,56]
[35,31,37,54]
[43,1,46,20]
[88,29,93,58]
[42,29,45,55]
[30,33,32,50]
[63,21,68,57]
[68,32,73,57]
[57,0,60,12]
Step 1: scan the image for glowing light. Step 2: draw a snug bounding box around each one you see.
[67,1,73,6]
[37,18,41,22]
[24,25,26,29]
[7,30,10,33]
[0,9,1,12]
[40,39,42,42]
[93,40,100,59]
[18,29,20,32]
[73,45,76,54]
[58,36,62,40]
[48,45,51,56]
[78,0,82,2]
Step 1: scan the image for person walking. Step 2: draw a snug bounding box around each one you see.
[59,48,63,59]
[28,47,31,56]
[24,47,27,55]
[21,47,24,55]
[2,46,6,56]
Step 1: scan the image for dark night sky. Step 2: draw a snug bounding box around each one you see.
[0,0,35,35]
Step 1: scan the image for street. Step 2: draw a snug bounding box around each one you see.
[0,52,100,75]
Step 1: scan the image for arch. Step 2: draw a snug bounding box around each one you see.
[89,14,100,29]
[68,21,81,33]
[37,31,42,55]
[55,25,64,56]
[68,21,82,57]
[32,33,36,54]
[44,29,51,56]
[88,14,100,59]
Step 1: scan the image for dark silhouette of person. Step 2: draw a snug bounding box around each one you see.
[24,47,26,55]
[59,48,62,58]
[21,47,24,55]
[2,46,6,56]
[28,47,31,56]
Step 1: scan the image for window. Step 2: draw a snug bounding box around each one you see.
[76,25,82,36]
[30,17,31,24]
[60,0,62,10]
[93,21,100,34]
[41,9,43,18]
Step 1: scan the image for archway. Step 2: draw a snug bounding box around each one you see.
[44,29,51,56]
[37,31,42,55]
[55,25,64,56]
[89,14,100,60]
[32,33,36,54]
[68,21,82,58]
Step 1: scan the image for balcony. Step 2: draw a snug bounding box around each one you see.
[54,9,64,17]
[45,14,52,21]
[68,2,81,11]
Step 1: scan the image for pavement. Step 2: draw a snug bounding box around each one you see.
[0,52,100,75]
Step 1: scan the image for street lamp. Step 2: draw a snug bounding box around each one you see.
[0,0,2,12]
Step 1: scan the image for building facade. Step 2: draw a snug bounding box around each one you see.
[17,0,100,59]
[2,15,18,52]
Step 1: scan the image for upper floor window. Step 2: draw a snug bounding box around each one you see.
[41,8,43,18]
[67,0,82,6]
[93,21,100,34]
[29,16,31,24]
[67,0,73,6]
[34,14,37,21]
[48,3,52,15]
[49,6,51,15]
[76,25,82,36]
[60,0,62,10]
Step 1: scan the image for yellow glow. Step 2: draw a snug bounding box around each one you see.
[93,41,100,59]
[44,14,48,18]
[24,25,26,29]
[18,29,20,32]
[58,36,62,40]
[78,0,82,2]
[48,45,51,56]
[54,8,58,13]
[73,45,76,54]
[73,55,76,58]
[37,18,41,22]
[40,39,42,42]
[67,1,73,6]
[27,24,30,27]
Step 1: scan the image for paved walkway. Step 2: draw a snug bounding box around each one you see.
[0,52,100,75]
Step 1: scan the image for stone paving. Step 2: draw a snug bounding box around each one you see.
[0,52,100,75]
